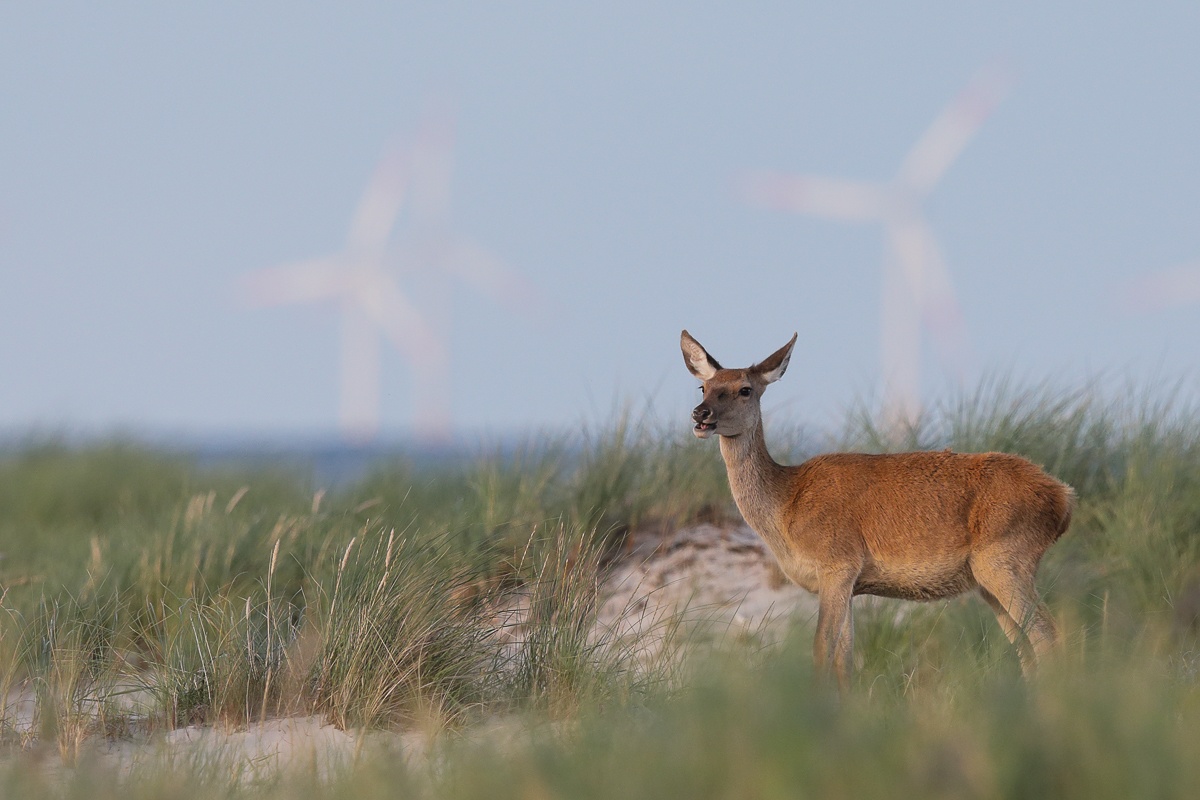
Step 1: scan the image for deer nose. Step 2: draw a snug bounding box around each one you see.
[692,404,711,423]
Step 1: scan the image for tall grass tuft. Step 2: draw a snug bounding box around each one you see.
[25,592,126,762]
[308,527,497,729]
[144,591,301,729]
[504,523,636,715]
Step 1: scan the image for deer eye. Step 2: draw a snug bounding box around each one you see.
[739,387,752,397]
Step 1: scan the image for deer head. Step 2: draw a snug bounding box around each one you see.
[680,330,798,439]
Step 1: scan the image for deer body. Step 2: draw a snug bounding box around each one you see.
[681,330,1074,688]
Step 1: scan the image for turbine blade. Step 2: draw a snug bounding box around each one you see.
[736,171,886,221]
[355,273,447,374]
[347,143,409,253]
[438,240,537,310]
[347,103,457,252]
[408,105,457,229]
[1123,264,1200,312]
[237,257,348,307]
[896,60,1015,195]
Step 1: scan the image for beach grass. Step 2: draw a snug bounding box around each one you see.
[0,379,1198,796]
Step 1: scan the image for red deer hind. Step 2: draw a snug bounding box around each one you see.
[681,330,1074,689]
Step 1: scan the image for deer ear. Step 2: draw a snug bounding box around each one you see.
[753,333,798,384]
[680,330,722,380]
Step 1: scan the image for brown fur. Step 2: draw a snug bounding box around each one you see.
[681,330,1075,689]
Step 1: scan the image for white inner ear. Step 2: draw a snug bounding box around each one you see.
[760,350,792,384]
[682,338,719,380]
[687,352,718,381]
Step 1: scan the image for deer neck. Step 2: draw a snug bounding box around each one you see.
[718,418,790,539]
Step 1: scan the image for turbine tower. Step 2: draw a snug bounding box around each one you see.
[241,109,524,444]
[740,63,1014,429]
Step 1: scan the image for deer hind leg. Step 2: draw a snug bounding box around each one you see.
[972,552,1057,676]
[978,587,1040,674]
[814,572,857,692]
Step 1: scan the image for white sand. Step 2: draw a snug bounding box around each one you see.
[598,523,816,639]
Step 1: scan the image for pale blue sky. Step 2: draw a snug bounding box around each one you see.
[2,2,1198,440]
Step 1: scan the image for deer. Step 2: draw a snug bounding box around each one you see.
[680,330,1075,690]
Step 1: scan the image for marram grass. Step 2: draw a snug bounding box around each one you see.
[0,381,1198,797]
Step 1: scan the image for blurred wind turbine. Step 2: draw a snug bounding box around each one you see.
[387,108,535,359]
[739,62,1014,429]
[1122,263,1200,313]
[240,108,528,444]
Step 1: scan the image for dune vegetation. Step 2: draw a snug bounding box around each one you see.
[1,380,1199,798]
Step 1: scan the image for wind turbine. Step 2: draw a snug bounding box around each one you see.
[385,108,534,360]
[241,109,524,444]
[1123,263,1200,313]
[739,63,1014,429]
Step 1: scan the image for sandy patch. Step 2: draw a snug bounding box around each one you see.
[598,523,816,641]
[97,716,372,779]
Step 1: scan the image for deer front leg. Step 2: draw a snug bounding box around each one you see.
[814,571,857,692]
